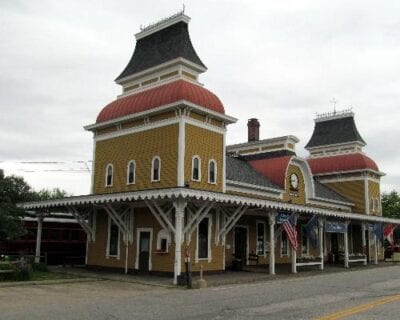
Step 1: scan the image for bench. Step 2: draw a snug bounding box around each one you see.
[248,253,259,264]
[0,270,14,274]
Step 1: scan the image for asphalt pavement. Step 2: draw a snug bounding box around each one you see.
[1,264,400,319]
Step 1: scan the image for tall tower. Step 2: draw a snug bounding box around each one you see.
[85,12,236,194]
[306,110,384,215]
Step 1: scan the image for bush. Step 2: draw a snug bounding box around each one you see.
[32,262,47,272]
[0,261,32,282]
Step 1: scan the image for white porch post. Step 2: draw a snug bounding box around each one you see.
[344,221,349,268]
[373,234,378,265]
[318,218,324,271]
[173,198,187,285]
[291,214,298,274]
[361,223,367,265]
[35,215,44,264]
[268,212,276,275]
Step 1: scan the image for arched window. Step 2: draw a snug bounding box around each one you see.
[127,160,136,184]
[151,156,161,182]
[192,156,201,181]
[105,164,113,187]
[208,160,217,184]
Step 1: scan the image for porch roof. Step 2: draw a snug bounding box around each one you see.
[19,187,400,225]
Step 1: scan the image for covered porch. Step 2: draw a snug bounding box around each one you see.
[20,188,400,284]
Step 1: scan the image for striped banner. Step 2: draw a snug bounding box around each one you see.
[283,215,298,250]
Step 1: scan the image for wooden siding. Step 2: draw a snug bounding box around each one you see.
[323,180,366,213]
[184,124,223,192]
[94,124,179,194]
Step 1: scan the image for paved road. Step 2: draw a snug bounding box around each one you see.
[1,265,400,320]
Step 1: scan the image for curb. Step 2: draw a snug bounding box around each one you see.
[0,277,98,288]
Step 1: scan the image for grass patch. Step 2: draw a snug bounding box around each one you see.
[30,270,81,281]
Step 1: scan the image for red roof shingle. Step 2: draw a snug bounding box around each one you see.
[307,153,379,174]
[97,80,224,123]
[248,156,293,188]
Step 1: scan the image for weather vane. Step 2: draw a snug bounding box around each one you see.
[330,98,338,114]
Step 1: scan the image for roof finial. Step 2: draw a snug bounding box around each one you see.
[330,97,338,114]
[183,3,185,13]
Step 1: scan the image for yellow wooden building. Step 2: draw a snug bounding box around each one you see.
[22,12,400,284]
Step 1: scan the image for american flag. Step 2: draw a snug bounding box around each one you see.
[283,214,298,250]
[384,224,394,245]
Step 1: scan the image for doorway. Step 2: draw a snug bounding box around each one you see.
[330,233,339,263]
[138,231,151,272]
[234,226,248,265]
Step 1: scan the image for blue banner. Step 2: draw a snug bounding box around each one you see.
[325,221,347,233]
[306,215,319,248]
[276,211,291,224]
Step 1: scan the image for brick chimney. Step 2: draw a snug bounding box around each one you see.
[247,118,260,142]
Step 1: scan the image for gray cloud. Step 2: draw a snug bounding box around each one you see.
[1,0,400,194]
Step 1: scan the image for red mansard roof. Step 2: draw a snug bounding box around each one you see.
[248,156,293,188]
[307,153,379,175]
[96,80,224,123]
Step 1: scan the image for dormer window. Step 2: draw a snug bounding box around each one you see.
[127,161,136,184]
[151,156,161,182]
[208,160,217,184]
[192,156,201,181]
[105,164,113,187]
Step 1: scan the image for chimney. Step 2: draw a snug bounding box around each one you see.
[247,118,260,142]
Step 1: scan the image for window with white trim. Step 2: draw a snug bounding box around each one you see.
[105,164,113,187]
[192,156,201,181]
[127,160,136,184]
[281,232,289,256]
[107,218,119,257]
[198,217,210,259]
[208,160,217,184]
[156,229,169,252]
[256,221,265,256]
[151,156,161,182]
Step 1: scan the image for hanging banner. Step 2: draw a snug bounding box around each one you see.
[276,211,291,224]
[325,221,347,233]
[366,223,375,231]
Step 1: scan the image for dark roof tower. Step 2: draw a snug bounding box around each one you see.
[305,110,366,150]
[115,12,206,85]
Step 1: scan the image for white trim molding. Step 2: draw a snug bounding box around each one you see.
[106,215,120,259]
[105,163,114,187]
[208,159,217,185]
[135,227,153,271]
[126,160,136,185]
[191,155,201,182]
[151,156,161,182]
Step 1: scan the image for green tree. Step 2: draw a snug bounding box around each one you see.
[0,173,34,241]
[381,191,400,219]
[33,188,69,201]
[0,171,68,241]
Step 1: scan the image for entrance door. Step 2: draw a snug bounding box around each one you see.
[234,227,247,264]
[138,231,151,272]
[331,233,339,263]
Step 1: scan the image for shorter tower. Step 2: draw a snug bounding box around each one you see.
[306,110,384,215]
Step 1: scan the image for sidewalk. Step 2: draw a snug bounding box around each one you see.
[48,261,398,289]
[48,266,176,288]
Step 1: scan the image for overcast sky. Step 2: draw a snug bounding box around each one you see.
[1,0,400,195]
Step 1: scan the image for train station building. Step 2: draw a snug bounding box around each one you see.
[21,12,400,284]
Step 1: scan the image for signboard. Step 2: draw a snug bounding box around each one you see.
[276,211,290,224]
[325,221,348,233]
